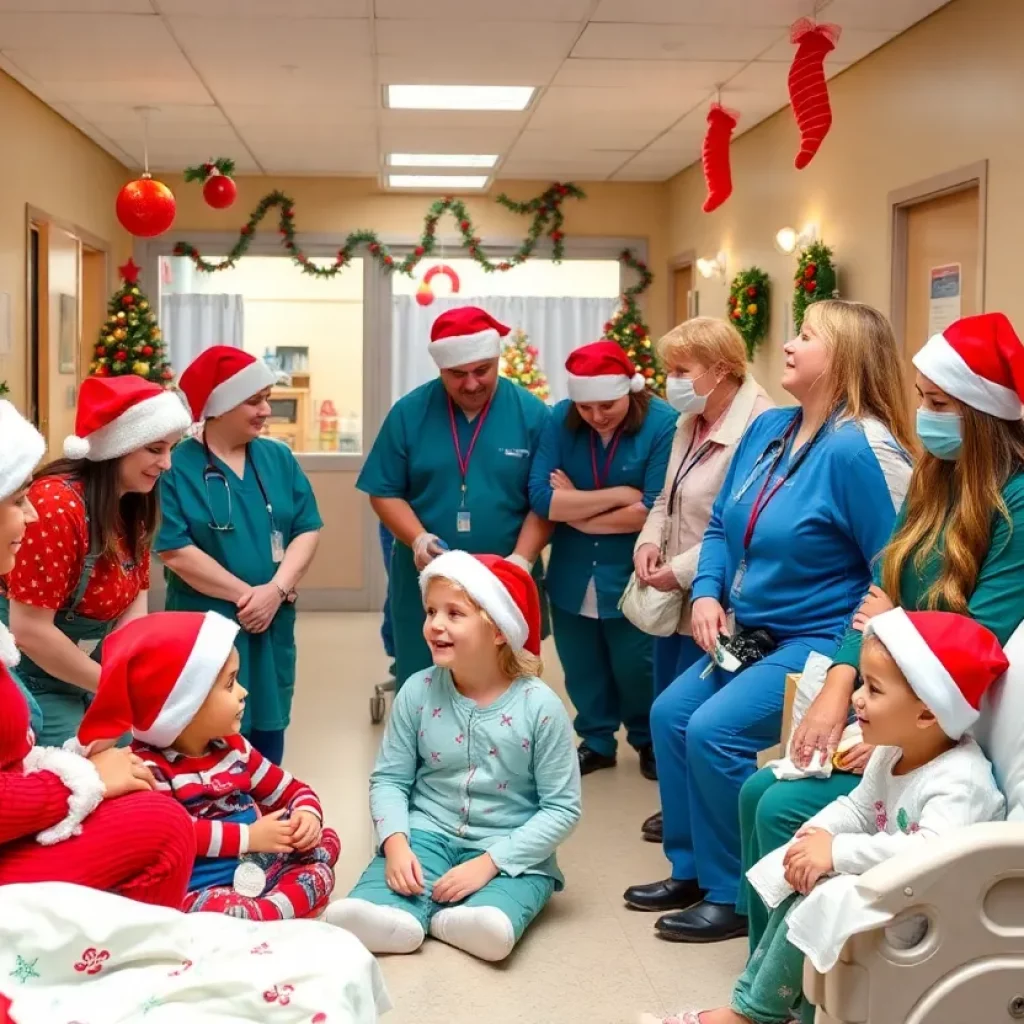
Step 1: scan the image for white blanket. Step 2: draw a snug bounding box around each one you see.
[0,883,391,1023]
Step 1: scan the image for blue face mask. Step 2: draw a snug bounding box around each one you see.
[916,408,963,460]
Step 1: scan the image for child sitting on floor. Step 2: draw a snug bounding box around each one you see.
[327,551,582,961]
[644,609,1007,1024]
[73,611,340,921]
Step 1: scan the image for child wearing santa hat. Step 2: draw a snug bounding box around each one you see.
[74,611,340,921]
[327,551,581,961]
[0,401,195,908]
[649,610,1007,1024]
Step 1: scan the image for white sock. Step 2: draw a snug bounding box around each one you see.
[429,906,516,962]
[323,898,425,954]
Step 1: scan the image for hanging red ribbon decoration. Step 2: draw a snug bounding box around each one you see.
[701,102,740,213]
[415,264,462,306]
[788,18,842,170]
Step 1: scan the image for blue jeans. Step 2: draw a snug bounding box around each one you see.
[652,633,704,699]
[379,522,395,662]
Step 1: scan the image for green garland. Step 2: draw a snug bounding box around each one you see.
[793,241,837,331]
[172,177,587,279]
[183,157,235,183]
[728,267,770,359]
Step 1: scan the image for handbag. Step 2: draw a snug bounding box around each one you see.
[619,533,684,637]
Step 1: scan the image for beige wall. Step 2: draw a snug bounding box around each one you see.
[666,0,1018,403]
[0,71,131,407]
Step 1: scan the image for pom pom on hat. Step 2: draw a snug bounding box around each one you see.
[565,341,645,402]
[428,306,510,370]
[179,346,277,421]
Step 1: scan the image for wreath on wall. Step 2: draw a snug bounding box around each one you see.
[793,241,837,331]
[728,267,770,359]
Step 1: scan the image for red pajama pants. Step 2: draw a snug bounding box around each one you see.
[0,792,195,909]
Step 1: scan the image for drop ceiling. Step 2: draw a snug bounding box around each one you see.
[0,0,952,184]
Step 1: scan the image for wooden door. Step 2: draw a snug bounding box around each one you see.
[672,264,693,326]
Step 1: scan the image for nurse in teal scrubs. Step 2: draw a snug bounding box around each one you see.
[357,306,551,689]
[156,347,323,765]
[529,341,677,778]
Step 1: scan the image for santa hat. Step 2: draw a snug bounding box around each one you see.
[913,312,1024,421]
[867,609,1008,740]
[565,341,646,402]
[419,551,541,656]
[0,401,45,503]
[429,307,510,370]
[64,376,191,461]
[178,346,277,421]
[72,611,239,756]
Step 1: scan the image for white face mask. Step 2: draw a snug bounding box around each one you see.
[666,370,712,415]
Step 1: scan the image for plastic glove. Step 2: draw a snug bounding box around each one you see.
[505,553,532,572]
[412,532,446,570]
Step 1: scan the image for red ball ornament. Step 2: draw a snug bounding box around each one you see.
[414,246,425,257]
[746,286,758,297]
[116,175,176,238]
[804,263,817,278]
[96,346,106,357]
[415,283,434,307]
[142,345,154,356]
[95,365,109,377]
[115,350,128,361]
[804,279,817,292]
[122,295,135,307]
[203,173,237,210]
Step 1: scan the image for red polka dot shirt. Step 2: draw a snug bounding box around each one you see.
[1,476,150,621]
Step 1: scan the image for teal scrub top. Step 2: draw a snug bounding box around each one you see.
[155,436,323,733]
[528,397,677,618]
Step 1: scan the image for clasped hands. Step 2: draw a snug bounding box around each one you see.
[237,582,289,634]
[383,833,498,903]
[633,542,682,593]
[248,808,323,854]
[783,826,834,894]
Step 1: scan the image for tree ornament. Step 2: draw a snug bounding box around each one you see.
[499,328,550,401]
[116,174,176,237]
[415,283,433,307]
[701,102,740,213]
[788,19,842,170]
[203,172,237,209]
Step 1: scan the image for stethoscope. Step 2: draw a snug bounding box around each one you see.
[201,431,275,534]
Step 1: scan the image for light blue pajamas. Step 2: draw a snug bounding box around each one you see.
[655,409,911,905]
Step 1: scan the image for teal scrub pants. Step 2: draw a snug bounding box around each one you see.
[550,604,654,757]
[348,829,555,941]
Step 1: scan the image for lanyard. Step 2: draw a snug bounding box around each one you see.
[590,427,624,489]
[667,425,714,513]
[244,445,275,525]
[741,415,823,550]
[447,396,492,499]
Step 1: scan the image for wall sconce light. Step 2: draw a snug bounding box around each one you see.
[696,251,727,280]
[774,224,818,255]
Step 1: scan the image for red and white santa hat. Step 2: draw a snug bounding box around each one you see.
[0,401,45,504]
[64,376,191,461]
[72,611,239,755]
[565,341,646,402]
[913,312,1024,421]
[867,609,1008,739]
[178,346,277,421]
[420,550,541,656]
[429,306,510,370]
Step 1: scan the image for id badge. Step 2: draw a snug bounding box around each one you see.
[456,510,472,533]
[731,559,747,600]
[270,529,285,563]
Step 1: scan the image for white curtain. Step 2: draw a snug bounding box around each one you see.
[160,294,245,374]
[391,294,619,403]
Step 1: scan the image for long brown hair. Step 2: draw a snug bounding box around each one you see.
[882,407,1024,611]
[803,300,916,454]
[565,388,652,436]
[33,458,159,564]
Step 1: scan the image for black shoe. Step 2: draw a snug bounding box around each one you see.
[637,743,657,781]
[577,744,616,775]
[641,811,662,843]
[623,877,704,912]
[655,901,748,943]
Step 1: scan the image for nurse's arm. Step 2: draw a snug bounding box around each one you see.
[568,503,649,535]
[273,530,320,594]
[369,496,427,548]
[157,545,251,604]
[544,486,643,522]
[8,601,101,693]
[510,511,553,563]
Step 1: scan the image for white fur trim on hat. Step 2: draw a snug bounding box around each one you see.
[203,359,277,419]
[420,550,528,652]
[23,746,104,845]
[133,611,240,748]
[64,390,192,462]
[867,607,978,739]
[429,329,502,370]
[0,621,20,669]
[0,400,45,503]
[566,372,645,402]
[913,332,1024,421]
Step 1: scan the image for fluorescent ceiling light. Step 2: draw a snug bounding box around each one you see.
[388,174,489,190]
[388,153,498,168]
[385,85,535,111]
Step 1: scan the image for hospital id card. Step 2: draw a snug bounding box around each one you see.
[456,510,472,533]
[270,529,285,563]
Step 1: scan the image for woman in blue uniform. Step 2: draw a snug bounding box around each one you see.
[529,341,677,778]
[357,306,551,690]
[156,347,322,765]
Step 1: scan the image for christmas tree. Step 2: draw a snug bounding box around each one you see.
[499,328,549,401]
[603,250,665,395]
[88,260,174,384]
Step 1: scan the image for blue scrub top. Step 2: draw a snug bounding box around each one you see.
[529,396,677,618]
[356,376,550,556]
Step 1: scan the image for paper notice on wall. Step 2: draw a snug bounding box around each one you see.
[928,264,961,337]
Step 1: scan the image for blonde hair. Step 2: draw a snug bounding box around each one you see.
[424,576,543,682]
[802,300,916,453]
[656,317,748,382]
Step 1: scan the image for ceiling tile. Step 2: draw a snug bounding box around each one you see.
[527,85,706,133]
[592,0,810,27]
[156,0,368,15]
[245,133,380,174]
[820,0,952,32]
[167,16,372,61]
[611,152,691,181]
[572,22,784,61]
[757,27,894,63]
[645,115,706,154]
[1,63,211,104]
[224,103,378,128]
[198,64,375,106]
[510,126,662,157]
[380,124,521,151]
[380,108,530,131]
[48,100,137,163]
[376,0,590,19]
[376,19,578,59]
[0,11,171,49]
[376,53,561,86]
[68,101,224,125]
[500,151,632,178]
[113,129,253,171]
[552,58,746,91]
[3,48,195,81]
